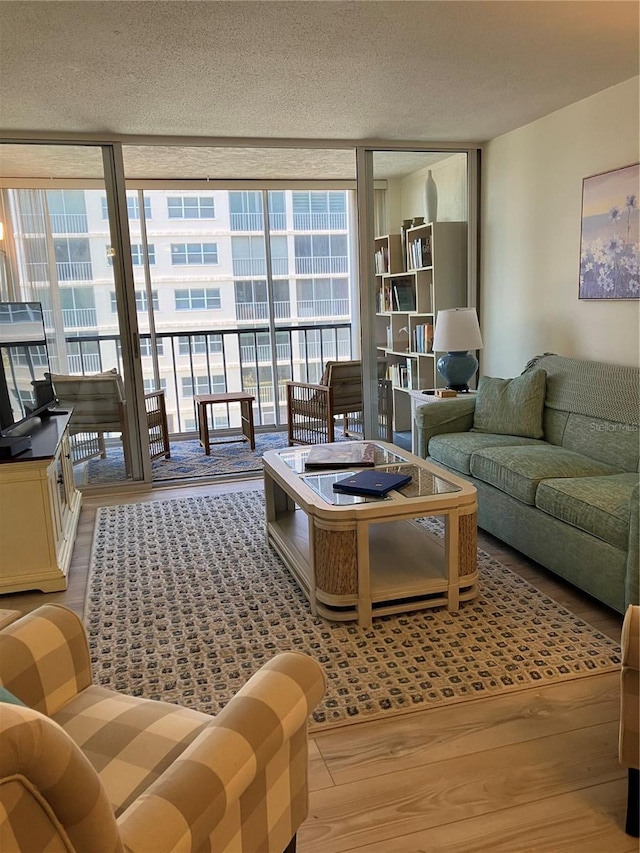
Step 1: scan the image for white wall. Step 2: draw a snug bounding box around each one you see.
[481,76,640,377]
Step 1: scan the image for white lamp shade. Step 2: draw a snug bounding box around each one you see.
[432,307,483,352]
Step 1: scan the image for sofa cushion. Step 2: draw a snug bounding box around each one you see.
[470,445,622,505]
[429,432,546,475]
[472,369,546,439]
[535,473,638,550]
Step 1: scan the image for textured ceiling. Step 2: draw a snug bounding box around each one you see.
[0,143,447,181]
[0,1,637,179]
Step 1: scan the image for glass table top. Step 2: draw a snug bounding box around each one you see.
[276,442,408,474]
[297,459,462,506]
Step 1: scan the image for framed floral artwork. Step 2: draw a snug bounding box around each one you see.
[578,162,639,299]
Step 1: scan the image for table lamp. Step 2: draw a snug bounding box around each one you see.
[432,307,483,392]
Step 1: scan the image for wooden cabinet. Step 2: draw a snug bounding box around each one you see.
[0,414,81,593]
[375,221,466,430]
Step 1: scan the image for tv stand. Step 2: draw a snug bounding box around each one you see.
[0,411,81,593]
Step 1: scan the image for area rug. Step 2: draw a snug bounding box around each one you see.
[85,492,621,731]
[84,433,290,485]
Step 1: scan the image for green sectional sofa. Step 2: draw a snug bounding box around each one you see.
[415,354,639,613]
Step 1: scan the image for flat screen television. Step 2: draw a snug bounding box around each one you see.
[0,301,58,436]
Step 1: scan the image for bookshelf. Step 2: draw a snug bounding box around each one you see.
[375,222,467,430]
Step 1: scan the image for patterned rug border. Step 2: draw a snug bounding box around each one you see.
[84,490,620,733]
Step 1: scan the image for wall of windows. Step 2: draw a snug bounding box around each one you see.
[4,185,354,436]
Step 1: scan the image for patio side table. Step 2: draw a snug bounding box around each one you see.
[195,392,256,454]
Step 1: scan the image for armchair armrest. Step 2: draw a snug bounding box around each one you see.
[415,396,477,458]
[286,381,335,444]
[620,605,640,768]
[117,651,326,853]
[0,604,92,716]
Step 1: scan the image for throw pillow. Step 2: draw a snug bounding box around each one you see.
[0,685,26,706]
[472,368,547,439]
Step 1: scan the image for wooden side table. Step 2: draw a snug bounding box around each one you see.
[195,393,256,455]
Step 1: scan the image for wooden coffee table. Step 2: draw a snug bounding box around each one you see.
[263,441,478,627]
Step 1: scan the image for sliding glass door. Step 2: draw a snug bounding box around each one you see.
[0,142,145,487]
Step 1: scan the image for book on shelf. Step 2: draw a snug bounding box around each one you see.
[304,442,376,470]
[413,322,434,353]
[332,469,412,497]
[408,237,432,269]
[392,281,416,311]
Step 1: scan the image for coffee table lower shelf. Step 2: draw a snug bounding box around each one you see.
[267,508,478,623]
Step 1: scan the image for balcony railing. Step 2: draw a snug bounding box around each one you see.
[67,352,101,373]
[50,213,88,234]
[235,301,290,321]
[232,258,267,277]
[56,261,93,281]
[294,256,348,275]
[230,212,287,231]
[62,307,98,328]
[296,298,349,317]
[62,321,353,434]
[293,212,347,231]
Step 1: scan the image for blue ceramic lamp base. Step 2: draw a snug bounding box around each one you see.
[436,351,478,392]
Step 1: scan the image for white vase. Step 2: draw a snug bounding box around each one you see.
[424,170,438,223]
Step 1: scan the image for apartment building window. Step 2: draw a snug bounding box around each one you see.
[171,243,218,265]
[167,196,215,219]
[14,345,49,367]
[131,244,155,265]
[270,235,288,276]
[234,279,290,321]
[240,330,291,364]
[231,235,266,276]
[174,288,221,311]
[229,191,263,231]
[181,375,225,397]
[296,277,349,317]
[106,244,155,266]
[47,190,88,233]
[294,234,348,275]
[292,191,347,230]
[53,236,92,281]
[110,290,159,313]
[59,287,97,328]
[178,334,222,355]
[268,191,286,231]
[144,378,167,393]
[139,337,164,357]
[101,196,152,220]
[67,340,101,374]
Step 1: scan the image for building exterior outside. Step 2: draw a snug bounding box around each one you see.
[5,187,355,436]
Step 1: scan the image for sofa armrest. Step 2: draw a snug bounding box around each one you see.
[0,604,92,716]
[415,396,477,458]
[117,651,326,853]
[619,605,640,770]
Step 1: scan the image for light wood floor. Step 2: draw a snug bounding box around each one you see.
[1,479,632,852]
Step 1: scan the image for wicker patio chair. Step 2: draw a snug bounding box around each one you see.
[286,358,392,445]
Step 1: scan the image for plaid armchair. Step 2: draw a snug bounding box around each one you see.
[0,604,325,853]
[620,604,639,837]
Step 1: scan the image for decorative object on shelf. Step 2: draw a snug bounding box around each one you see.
[424,169,438,223]
[411,216,425,227]
[399,326,410,351]
[432,307,483,392]
[579,162,639,300]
